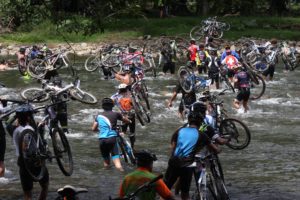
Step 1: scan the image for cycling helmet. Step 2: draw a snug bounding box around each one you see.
[199,43,205,49]
[102,97,114,106]
[190,39,196,44]
[118,83,128,90]
[134,150,157,162]
[16,104,34,125]
[190,101,207,115]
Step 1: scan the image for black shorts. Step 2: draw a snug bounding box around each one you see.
[236,88,250,102]
[262,64,275,78]
[164,163,194,194]
[163,62,175,74]
[227,68,235,78]
[99,137,119,160]
[17,157,49,192]
[209,71,219,84]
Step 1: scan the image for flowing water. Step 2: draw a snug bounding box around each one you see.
[0,61,299,200]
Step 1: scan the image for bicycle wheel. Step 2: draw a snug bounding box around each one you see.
[210,27,223,39]
[51,127,73,176]
[118,136,136,165]
[84,55,101,72]
[18,129,46,181]
[132,94,150,126]
[250,73,266,100]
[69,88,98,104]
[220,118,251,150]
[176,45,189,62]
[223,77,235,93]
[138,81,150,110]
[27,58,47,79]
[21,88,50,103]
[190,26,204,41]
[178,66,193,93]
[118,137,128,163]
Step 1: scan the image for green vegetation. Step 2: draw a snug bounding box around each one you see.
[1,16,300,44]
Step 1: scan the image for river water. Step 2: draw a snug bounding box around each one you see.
[0,60,299,200]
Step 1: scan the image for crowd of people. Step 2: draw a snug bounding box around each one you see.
[0,36,298,200]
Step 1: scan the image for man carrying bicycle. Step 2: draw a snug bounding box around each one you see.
[119,150,175,200]
[92,98,131,171]
[111,84,136,149]
[188,39,198,68]
[168,82,197,120]
[13,105,49,200]
[164,111,220,200]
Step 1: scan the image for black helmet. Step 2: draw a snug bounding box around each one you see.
[190,101,207,115]
[134,150,157,162]
[16,104,34,125]
[102,97,114,108]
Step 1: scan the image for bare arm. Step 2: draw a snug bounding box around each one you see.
[168,91,177,108]
[122,116,131,124]
[92,122,98,132]
[207,143,221,154]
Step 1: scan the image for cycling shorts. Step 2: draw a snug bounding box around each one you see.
[99,137,119,160]
[236,88,250,102]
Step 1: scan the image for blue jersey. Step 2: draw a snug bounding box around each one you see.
[95,111,122,139]
[174,127,199,157]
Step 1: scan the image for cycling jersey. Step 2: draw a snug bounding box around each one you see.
[188,44,198,61]
[119,167,172,200]
[222,55,238,69]
[196,50,209,66]
[111,92,133,112]
[221,50,240,61]
[234,71,250,88]
[95,111,122,139]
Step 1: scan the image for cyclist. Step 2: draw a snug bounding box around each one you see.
[159,41,176,75]
[233,65,251,113]
[115,65,135,86]
[207,46,221,89]
[196,44,209,74]
[221,44,240,61]
[188,39,198,68]
[92,97,131,171]
[168,82,197,120]
[0,99,9,177]
[12,105,49,200]
[164,111,220,200]
[221,50,239,82]
[0,59,8,71]
[30,45,41,60]
[111,84,136,149]
[119,150,175,200]
[262,39,278,80]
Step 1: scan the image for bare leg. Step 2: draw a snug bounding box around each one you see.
[243,100,249,113]
[233,99,240,109]
[112,158,124,172]
[0,161,5,177]
[38,182,49,200]
[103,159,110,169]
[24,190,32,200]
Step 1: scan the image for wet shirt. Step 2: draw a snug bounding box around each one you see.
[111,92,133,112]
[175,83,197,106]
[235,71,250,88]
[95,111,122,139]
[222,55,238,69]
[119,167,172,200]
[172,127,210,158]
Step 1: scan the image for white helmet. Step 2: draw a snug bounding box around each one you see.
[118,83,127,90]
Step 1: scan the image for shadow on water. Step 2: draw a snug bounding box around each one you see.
[0,60,299,200]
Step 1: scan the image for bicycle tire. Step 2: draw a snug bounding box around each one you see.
[84,55,100,72]
[250,73,266,100]
[210,159,229,200]
[18,128,46,181]
[118,136,136,165]
[210,28,223,39]
[178,66,193,93]
[51,127,73,176]
[190,26,204,41]
[27,58,48,79]
[139,81,150,110]
[220,118,251,150]
[223,77,235,93]
[69,88,98,104]
[131,94,150,126]
[21,88,50,103]
[118,137,129,163]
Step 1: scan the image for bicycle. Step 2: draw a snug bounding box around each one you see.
[21,77,98,104]
[190,16,230,41]
[109,174,163,200]
[199,89,251,150]
[56,185,88,200]
[0,98,73,181]
[190,153,230,200]
[130,80,151,126]
[27,47,70,79]
[116,122,136,165]
[178,64,211,93]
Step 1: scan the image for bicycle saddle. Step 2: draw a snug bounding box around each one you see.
[57,185,88,196]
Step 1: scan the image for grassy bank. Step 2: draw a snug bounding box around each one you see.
[1,16,300,44]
